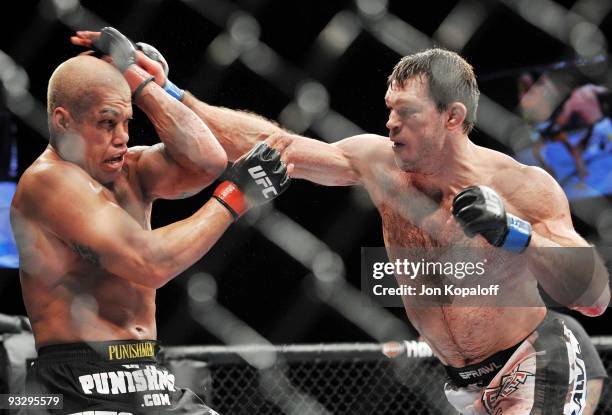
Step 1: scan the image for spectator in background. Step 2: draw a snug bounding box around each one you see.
[516,72,612,200]
[517,73,610,412]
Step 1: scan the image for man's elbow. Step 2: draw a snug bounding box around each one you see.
[122,236,174,289]
[109,259,166,289]
[132,260,175,289]
[193,142,228,180]
[114,256,160,289]
[572,286,610,317]
[573,305,607,317]
[208,147,228,179]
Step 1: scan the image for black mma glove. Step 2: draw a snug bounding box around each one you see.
[91,27,136,73]
[213,143,290,220]
[452,185,532,253]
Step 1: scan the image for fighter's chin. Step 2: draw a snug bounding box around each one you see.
[96,161,124,183]
[94,169,122,185]
[393,153,418,173]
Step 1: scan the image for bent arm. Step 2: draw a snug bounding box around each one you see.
[19,167,232,289]
[180,93,393,187]
[528,228,610,317]
[125,66,227,200]
[503,167,610,315]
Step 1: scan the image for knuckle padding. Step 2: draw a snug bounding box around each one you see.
[452,194,478,214]
[456,205,480,223]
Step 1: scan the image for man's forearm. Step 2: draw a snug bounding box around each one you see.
[273,135,361,186]
[182,91,286,161]
[133,80,226,173]
[528,233,610,315]
[132,137,289,287]
[134,199,233,288]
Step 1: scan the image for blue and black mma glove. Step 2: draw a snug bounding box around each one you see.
[452,185,532,253]
[135,42,185,101]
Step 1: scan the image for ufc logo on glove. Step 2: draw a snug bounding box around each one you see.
[212,142,290,220]
[248,165,278,198]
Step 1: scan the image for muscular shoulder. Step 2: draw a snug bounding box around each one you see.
[14,157,102,218]
[18,158,84,195]
[334,134,391,156]
[334,134,394,169]
[489,155,570,225]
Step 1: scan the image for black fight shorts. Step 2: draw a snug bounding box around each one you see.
[24,340,219,415]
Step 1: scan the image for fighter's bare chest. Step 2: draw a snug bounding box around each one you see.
[379,204,454,248]
[367,172,463,248]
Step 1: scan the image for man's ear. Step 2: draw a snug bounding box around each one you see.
[52,107,71,132]
[446,102,467,132]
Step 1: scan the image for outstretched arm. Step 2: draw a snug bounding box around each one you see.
[73,31,386,189]
[264,133,387,186]
[181,96,389,187]
[77,31,367,174]
[181,92,286,162]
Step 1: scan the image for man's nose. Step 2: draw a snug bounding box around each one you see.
[113,124,129,146]
[386,113,400,134]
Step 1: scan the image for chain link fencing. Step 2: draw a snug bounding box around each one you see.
[166,340,612,415]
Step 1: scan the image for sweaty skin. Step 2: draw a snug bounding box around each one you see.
[181,76,609,367]
[11,56,231,348]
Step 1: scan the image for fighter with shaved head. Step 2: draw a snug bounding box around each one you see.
[11,28,289,414]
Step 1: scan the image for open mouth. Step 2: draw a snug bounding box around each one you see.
[390,135,405,149]
[104,153,125,168]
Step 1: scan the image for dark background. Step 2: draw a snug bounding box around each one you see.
[0,0,611,345]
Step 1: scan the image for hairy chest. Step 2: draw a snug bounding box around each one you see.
[368,169,529,250]
[368,171,461,248]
